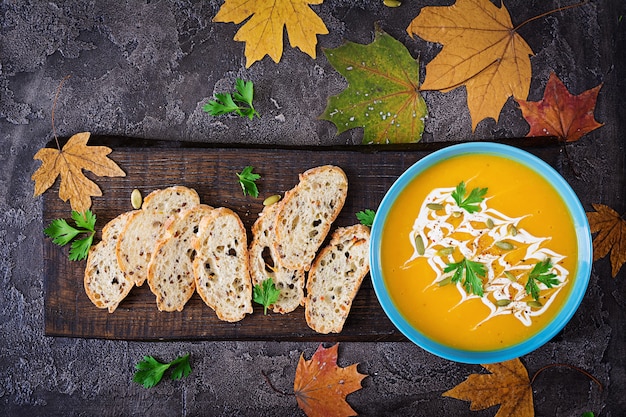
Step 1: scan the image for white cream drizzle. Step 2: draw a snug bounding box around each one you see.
[403,185,569,328]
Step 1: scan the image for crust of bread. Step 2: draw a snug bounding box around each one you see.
[273,165,348,271]
[116,186,200,286]
[249,202,305,314]
[305,224,370,334]
[84,212,134,313]
[192,207,253,322]
[146,204,214,312]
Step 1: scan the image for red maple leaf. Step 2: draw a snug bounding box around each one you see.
[293,343,367,417]
[517,72,603,142]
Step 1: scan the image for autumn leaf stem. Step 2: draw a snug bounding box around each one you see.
[530,363,603,392]
[418,59,500,93]
[51,75,72,151]
[261,370,293,397]
[514,1,590,33]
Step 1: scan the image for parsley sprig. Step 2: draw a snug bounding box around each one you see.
[44,210,96,261]
[253,277,281,315]
[133,353,192,389]
[203,78,259,120]
[451,181,488,213]
[443,257,487,296]
[356,209,376,227]
[236,166,261,197]
[525,258,559,301]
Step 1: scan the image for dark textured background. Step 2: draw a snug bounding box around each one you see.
[1,0,624,415]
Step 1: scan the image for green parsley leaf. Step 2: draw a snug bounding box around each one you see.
[203,92,239,116]
[451,181,488,213]
[169,354,193,381]
[203,78,259,120]
[253,277,281,315]
[44,218,81,246]
[133,354,192,389]
[236,166,261,198]
[525,258,559,301]
[233,78,254,106]
[443,257,487,296]
[69,235,95,261]
[72,209,96,230]
[356,209,376,227]
[44,210,96,261]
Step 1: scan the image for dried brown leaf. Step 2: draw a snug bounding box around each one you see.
[587,203,626,277]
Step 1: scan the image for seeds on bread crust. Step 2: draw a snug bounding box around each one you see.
[273,165,348,271]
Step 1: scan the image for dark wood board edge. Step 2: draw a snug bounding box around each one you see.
[42,138,563,341]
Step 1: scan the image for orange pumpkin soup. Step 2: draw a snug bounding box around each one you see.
[381,153,578,351]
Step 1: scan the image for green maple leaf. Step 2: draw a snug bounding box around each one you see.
[320,27,428,144]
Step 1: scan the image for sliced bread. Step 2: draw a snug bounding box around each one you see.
[84,211,134,313]
[192,207,253,322]
[249,202,306,314]
[116,186,200,286]
[146,204,214,312]
[305,224,371,334]
[274,165,348,271]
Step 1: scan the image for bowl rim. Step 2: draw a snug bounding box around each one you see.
[369,142,592,364]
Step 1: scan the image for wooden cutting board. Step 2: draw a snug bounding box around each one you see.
[43,136,561,341]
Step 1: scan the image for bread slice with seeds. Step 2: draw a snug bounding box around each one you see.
[274,165,348,271]
[249,202,306,314]
[146,204,214,312]
[116,186,200,286]
[192,207,253,322]
[305,224,371,334]
[84,211,134,313]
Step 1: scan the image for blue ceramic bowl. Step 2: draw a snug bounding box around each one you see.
[370,142,592,364]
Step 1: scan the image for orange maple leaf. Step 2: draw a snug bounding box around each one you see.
[32,132,125,212]
[294,343,367,417]
[587,203,626,278]
[213,0,329,68]
[517,72,603,142]
[407,0,533,131]
[443,358,534,417]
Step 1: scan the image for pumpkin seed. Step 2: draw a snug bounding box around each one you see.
[527,300,543,308]
[383,0,401,7]
[504,271,517,281]
[436,246,455,256]
[263,194,281,206]
[495,241,514,251]
[508,224,518,236]
[131,189,142,209]
[496,299,511,307]
[427,203,444,210]
[486,218,494,229]
[414,234,425,255]
[452,211,462,218]
[438,276,452,286]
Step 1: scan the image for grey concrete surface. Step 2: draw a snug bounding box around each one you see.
[1,0,624,416]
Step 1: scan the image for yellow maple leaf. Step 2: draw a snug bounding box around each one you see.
[407,0,533,131]
[213,0,329,68]
[32,132,125,212]
[443,358,534,417]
